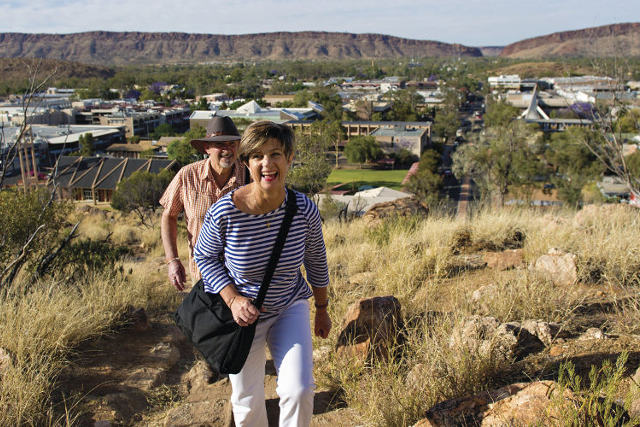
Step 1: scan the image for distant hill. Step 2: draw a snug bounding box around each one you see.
[0,31,482,65]
[500,23,640,58]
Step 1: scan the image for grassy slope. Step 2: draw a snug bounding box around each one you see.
[327,169,410,191]
[3,204,640,425]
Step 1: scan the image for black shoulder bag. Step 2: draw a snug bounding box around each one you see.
[174,188,298,374]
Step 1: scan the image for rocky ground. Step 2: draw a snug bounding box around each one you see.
[53,204,640,426]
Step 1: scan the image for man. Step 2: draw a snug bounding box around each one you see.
[160,115,246,291]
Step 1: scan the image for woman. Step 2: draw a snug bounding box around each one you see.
[193,121,331,427]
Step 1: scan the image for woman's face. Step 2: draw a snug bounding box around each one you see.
[246,138,292,193]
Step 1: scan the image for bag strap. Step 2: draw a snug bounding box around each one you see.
[253,188,298,309]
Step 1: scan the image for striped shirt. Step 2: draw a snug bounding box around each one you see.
[159,158,246,281]
[193,189,329,320]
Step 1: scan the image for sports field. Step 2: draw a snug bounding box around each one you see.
[326,169,410,191]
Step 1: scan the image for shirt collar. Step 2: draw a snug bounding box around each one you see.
[201,158,241,188]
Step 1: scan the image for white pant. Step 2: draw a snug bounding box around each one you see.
[229,299,315,427]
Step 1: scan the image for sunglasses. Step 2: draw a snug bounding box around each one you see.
[206,140,238,149]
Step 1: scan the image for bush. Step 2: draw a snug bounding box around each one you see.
[111,169,175,226]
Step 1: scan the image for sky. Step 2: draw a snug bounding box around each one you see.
[2,0,640,46]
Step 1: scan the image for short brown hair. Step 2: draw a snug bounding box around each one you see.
[239,121,295,163]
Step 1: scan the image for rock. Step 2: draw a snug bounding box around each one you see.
[520,320,561,347]
[419,381,576,426]
[633,365,640,386]
[336,296,402,361]
[93,421,112,427]
[449,316,544,362]
[98,390,148,424]
[0,347,13,374]
[483,249,524,271]
[421,383,529,426]
[183,360,218,399]
[578,327,607,340]
[312,345,331,364]
[471,284,498,303]
[532,248,577,285]
[406,363,428,391]
[125,367,166,391]
[149,342,181,369]
[629,397,640,419]
[481,381,577,426]
[445,254,487,276]
[348,271,377,287]
[362,197,428,226]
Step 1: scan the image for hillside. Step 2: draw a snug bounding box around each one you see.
[0,57,114,91]
[500,22,640,58]
[0,31,482,66]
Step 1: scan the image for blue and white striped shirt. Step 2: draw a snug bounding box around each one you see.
[193,189,329,320]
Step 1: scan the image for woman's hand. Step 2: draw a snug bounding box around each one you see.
[230,296,261,327]
[314,309,331,338]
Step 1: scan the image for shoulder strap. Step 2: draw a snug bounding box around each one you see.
[253,188,299,309]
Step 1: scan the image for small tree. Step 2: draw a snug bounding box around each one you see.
[167,126,205,166]
[344,136,382,167]
[79,133,94,156]
[405,149,443,204]
[288,125,332,197]
[111,169,175,227]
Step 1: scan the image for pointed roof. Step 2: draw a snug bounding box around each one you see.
[521,85,550,121]
[236,100,263,114]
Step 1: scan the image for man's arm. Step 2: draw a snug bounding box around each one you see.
[161,208,187,291]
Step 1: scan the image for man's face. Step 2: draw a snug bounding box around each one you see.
[204,140,240,173]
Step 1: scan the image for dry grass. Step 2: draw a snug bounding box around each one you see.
[3,202,639,426]
[314,204,640,426]
[0,270,176,425]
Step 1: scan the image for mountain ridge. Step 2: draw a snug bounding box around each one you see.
[0,31,482,65]
[500,22,640,58]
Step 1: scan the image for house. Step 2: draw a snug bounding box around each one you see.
[50,156,177,203]
[370,125,430,157]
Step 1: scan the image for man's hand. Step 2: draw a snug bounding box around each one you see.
[168,259,187,291]
[314,309,331,338]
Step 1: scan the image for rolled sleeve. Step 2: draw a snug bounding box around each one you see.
[159,170,184,216]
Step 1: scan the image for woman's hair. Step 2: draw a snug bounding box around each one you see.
[239,121,295,163]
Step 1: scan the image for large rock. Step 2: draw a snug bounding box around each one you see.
[362,197,428,226]
[519,319,561,347]
[125,367,166,391]
[183,360,218,400]
[418,381,576,426]
[336,296,402,361]
[533,248,578,285]
[449,316,544,362]
[482,249,524,271]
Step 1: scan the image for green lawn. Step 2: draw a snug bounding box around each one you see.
[327,169,410,191]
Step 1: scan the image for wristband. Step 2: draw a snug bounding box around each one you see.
[228,296,237,309]
[166,257,180,265]
[314,299,329,309]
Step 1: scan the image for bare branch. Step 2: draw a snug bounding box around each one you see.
[35,221,80,278]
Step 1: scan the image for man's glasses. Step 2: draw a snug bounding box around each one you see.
[207,141,237,149]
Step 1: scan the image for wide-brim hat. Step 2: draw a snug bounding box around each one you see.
[190,115,241,154]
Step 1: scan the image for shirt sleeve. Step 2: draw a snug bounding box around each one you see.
[159,168,184,216]
[193,205,234,294]
[302,195,330,288]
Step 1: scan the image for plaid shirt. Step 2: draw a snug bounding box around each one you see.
[160,158,246,281]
